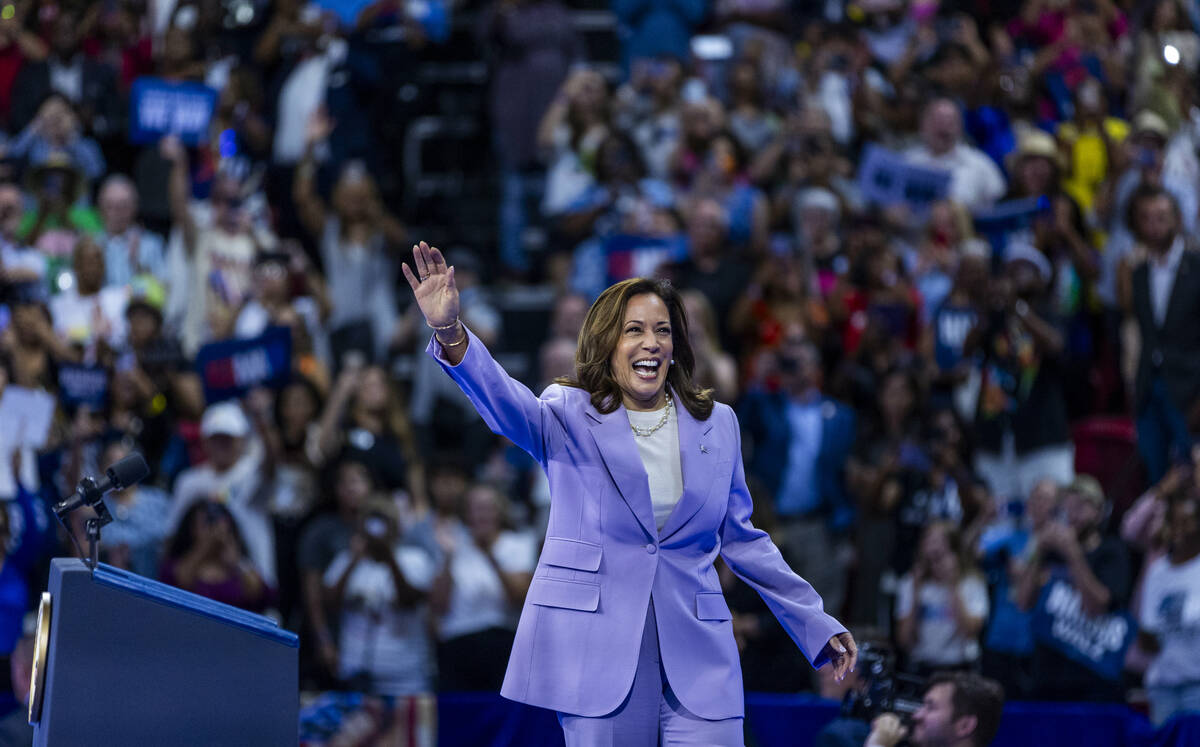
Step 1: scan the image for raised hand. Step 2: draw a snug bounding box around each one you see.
[401,241,460,331]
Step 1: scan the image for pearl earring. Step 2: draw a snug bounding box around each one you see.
[670,359,675,365]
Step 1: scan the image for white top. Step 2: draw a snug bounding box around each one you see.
[903,142,1007,211]
[438,524,538,640]
[627,401,683,531]
[1140,552,1200,688]
[324,545,437,695]
[895,573,990,666]
[1149,236,1184,327]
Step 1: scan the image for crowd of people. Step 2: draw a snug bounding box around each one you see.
[0,0,1199,738]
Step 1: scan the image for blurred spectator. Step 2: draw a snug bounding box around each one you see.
[739,332,855,617]
[970,241,1073,504]
[680,289,737,403]
[96,174,168,289]
[169,401,277,586]
[9,5,121,141]
[161,498,273,612]
[539,68,612,218]
[49,237,128,356]
[323,497,435,695]
[612,0,707,77]
[298,456,374,681]
[295,110,404,363]
[162,135,277,353]
[618,56,684,181]
[93,437,171,578]
[981,477,1061,699]
[478,0,582,276]
[430,482,535,691]
[315,362,423,497]
[904,99,1006,211]
[0,182,45,285]
[1137,483,1200,725]
[1124,185,1200,483]
[9,94,106,182]
[1018,475,1131,702]
[895,522,989,676]
[0,1,47,128]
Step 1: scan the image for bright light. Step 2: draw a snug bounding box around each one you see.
[1164,44,1181,66]
[57,271,73,292]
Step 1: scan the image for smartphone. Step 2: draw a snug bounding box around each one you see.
[365,516,388,539]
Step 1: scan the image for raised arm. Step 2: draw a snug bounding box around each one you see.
[404,241,565,465]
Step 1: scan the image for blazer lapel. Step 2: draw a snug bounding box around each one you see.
[586,403,658,539]
[659,402,719,541]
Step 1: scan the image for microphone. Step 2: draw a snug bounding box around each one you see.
[54,453,150,518]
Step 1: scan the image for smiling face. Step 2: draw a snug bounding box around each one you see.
[610,293,674,411]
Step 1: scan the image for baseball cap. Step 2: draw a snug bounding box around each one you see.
[200,402,251,439]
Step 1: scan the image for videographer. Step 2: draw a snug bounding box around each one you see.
[864,672,1004,747]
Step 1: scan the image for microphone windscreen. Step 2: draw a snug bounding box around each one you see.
[106,453,150,490]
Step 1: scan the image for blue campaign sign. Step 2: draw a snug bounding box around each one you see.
[857,144,951,212]
[195,327,292,404]
[1031,574,1136,681]
[58,365,109,409]
[972,196,1050,255]
[604,234,688,286]
[129,77,218,146]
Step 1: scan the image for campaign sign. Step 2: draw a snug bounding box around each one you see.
[1031,574,1136,681]
[196,327,292,404]
[604,234,689,286]
[129,77,218,146]
[972,196,1050,255]
[58,365,109,410]
[857,144,951,212]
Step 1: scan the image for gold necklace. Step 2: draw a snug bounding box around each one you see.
[630,394,673,437]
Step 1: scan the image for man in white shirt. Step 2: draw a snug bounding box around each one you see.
[904,98,1006,211]
[98,175,167,289]
[169,402,276,586]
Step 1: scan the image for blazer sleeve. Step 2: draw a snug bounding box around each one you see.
[717,405,847,669]
[426,324,566,466]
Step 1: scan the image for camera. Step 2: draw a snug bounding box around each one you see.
[840,643,926,722]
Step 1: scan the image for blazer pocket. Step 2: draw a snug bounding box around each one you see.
[695,591,732,621]
[528,577,600,612]
[540,537,602,572]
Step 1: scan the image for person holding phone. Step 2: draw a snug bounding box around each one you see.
[406,240,854,744]
[160,498,272,612]
[323,498,435,695]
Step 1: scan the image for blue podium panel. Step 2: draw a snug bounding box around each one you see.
[33,559,298,747]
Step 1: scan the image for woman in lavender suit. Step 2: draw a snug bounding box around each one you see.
[404,241,856,745]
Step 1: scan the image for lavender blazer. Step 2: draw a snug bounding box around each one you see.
[428,327,846,719]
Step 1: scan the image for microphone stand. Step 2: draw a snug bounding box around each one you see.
[67,477,114,572]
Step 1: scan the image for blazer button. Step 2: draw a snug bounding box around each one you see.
[645,543,657,554]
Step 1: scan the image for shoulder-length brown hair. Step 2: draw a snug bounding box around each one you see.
[556,278,715,420]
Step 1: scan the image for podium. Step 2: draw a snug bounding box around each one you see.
[30,558,299,746]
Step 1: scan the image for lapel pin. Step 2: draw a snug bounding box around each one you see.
[700,444,709,454]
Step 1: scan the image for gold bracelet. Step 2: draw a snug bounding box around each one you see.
[439,328,467,348]
[428,318,460,331]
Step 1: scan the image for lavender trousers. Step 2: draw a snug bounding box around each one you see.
[556,599,745,746]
